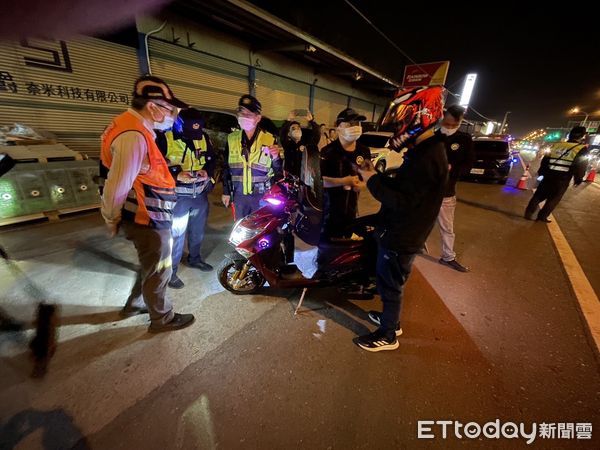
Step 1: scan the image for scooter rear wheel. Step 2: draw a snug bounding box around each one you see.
[217,260,265,295]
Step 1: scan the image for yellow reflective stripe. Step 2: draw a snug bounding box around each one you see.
[227,129,276,195]
[165,131,207,171]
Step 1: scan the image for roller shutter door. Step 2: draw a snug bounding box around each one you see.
[149,39,248,112]
[0,37,139,158]
[349,98,376,122]
[313,88,348,128]
[254,70,310,121]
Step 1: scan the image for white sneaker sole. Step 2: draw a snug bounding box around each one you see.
[357,340,399,352]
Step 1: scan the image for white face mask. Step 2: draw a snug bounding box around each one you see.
[154,115,175,131]
[440,126,458,136]
[238,117,257,131]
[290,129,302,141]
[338,125,362,142]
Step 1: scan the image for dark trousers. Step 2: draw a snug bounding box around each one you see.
[525,176,570,220]
[233,193,263,220]
[171,193,209,275]
[122,222,174,326]
[376,245,417,340]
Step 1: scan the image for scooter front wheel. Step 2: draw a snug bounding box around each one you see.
[217,259,266,295]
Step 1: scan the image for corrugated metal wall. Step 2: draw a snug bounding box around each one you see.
[313,88,348,127]
[374,103,388,125]
[0,37,139,158]
[0,34,388,159]
[350,98,376,122]
[149,38,248,112]
[255,70,310,120]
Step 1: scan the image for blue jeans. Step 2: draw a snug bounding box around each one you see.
[171,193,209,275]
[376,245,417,340]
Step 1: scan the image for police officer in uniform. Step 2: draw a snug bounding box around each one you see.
[162,108,216,289]
[524,126,589,222]
[221,95,283,220]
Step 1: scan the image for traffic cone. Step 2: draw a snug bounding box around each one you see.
[585,169,596,183]
[517,165,529,190]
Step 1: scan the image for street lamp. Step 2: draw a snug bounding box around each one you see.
[569,107,589,127]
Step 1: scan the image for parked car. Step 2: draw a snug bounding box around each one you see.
[358,131,405,173]
[463,136,514,183]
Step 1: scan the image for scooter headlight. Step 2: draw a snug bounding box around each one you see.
[230,220,261,245]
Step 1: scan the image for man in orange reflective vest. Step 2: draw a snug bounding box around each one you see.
[100,75,195,333]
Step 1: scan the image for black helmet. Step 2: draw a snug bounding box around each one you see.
[568,126,587,142]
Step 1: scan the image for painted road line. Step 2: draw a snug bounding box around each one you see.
[547,214,600,353]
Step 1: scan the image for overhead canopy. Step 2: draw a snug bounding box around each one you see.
[168,0,400,96]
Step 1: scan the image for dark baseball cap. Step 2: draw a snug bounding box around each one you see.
[133,75,188,109]
[336,108,367,125]
[237,94,262,114]
[178,108,205,139]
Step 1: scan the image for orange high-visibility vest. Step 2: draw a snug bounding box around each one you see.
[101,110,176,229]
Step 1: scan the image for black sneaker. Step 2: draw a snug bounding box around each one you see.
[367,311,403,336]
[148,313,195,333]
[119,306,148,318]
[356,329,399,352]
[187,260,214,272]
[439,258,469,273]
[168,274,185,289]
[536,217,552,223]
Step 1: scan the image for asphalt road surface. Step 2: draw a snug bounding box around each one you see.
[1,181,599,449]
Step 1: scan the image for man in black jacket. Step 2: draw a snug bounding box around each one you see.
[356,86,448,352]
[436,105,475,272]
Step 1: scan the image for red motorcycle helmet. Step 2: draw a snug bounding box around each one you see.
[381,86,445,151]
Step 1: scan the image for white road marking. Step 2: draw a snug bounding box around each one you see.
[547,214,600,353]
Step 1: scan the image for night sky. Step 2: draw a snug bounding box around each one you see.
[250,0,600,138]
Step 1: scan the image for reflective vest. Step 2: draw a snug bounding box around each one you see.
[165,130,207,172]
[101,110,176,229]
[227,129,275,195]
[165,131,213,197]
[547,142,587,173]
